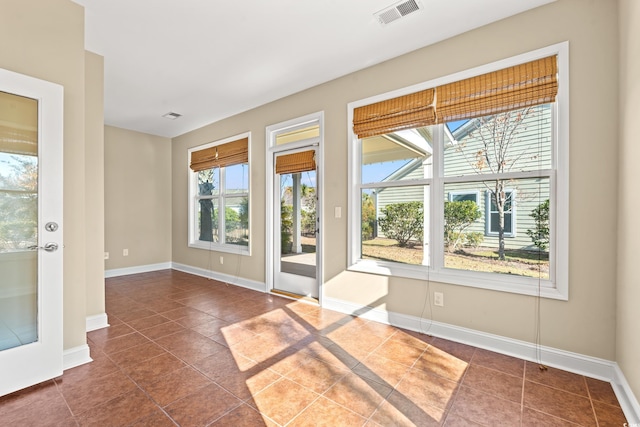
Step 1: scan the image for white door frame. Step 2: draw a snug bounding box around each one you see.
[265,112,324,304]
[0,68,64,396]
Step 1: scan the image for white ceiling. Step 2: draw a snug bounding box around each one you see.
[73,0,553,138]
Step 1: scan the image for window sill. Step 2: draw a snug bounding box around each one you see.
[188,241,251,256]
[348,259,567,300]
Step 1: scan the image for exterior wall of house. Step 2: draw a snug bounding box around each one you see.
[172,0,619,364]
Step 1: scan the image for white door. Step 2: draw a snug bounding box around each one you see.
[0,69,64,396]
[273,148,318,299]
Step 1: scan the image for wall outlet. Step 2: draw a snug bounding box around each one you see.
[434,292,444,307]
[220,256,224,264]
[104,252,109,260]
[123,248,129,256]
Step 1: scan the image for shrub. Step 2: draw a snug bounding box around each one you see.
[526,199,549,251]
[444,200,481,252]
[465,232,484,248]
[377,201,423,247]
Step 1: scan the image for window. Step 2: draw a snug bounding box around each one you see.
[486,190,514,236]
[449,191,479,203]
[348,44,569,299]
[188,133,250,254]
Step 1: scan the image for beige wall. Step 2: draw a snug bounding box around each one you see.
[104,126,172,270]
[85,51,105,319]
[1,0,90,351]
[172,0,619,361]
[618,0,640,402]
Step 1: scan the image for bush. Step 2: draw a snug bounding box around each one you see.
[465,232,484,248]
[377,201,423,247]
[526,199,549,251]
[444,200,481,252]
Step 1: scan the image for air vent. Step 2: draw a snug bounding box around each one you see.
[162,112,182,120]
[375,0,422,25]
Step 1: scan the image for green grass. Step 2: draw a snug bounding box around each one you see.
[362,238,549,279]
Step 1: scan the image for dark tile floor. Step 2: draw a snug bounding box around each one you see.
[0,270,629,426]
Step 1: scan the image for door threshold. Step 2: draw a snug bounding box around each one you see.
[271,289,319,305]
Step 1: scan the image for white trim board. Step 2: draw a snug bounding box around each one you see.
[63,344,92,371]
[86,313,109,332]
[171,262,266,293]
[323,296,640,423]
[105,262,172,278]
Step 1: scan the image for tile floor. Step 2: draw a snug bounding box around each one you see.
[0,270,629,426]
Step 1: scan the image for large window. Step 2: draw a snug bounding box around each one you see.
[349,44,569,299]
[188,133,250,254]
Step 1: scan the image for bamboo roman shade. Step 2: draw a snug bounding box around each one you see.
[190,137,248,172]
[353,55,558,139]
[436,56,558,123]
[0,126,38,156]
[353,89,436,139]
[275,150,316,175]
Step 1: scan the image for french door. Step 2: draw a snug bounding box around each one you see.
[0,68,64,396]
[273,148,319,299]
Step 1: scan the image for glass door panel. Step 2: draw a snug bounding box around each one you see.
[0,91,38,352]
[274,150,318,298]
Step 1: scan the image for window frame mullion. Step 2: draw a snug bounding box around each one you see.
[431,124,445,272]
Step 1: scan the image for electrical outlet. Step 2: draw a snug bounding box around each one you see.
[434,292,444,307]
[104,252,109,260]
[123,248,129,256]
[220,256,224,264]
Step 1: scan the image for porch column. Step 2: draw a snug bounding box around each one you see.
[292,173,302,253]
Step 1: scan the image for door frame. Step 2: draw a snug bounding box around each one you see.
[265,112,324,304]
[0,68,64,396]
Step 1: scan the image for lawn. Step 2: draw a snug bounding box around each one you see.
[362,238,549,279]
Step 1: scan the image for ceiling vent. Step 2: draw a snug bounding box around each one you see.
[375,0,422,25]
[162,112,182,120]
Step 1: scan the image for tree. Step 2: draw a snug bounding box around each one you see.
[526,199,549,251]
[377,201,423,247]
[444,200,481,252]
[197,169,216,242]
[457,106,540,260]
[361,192,376,241]
[0,155,38,250]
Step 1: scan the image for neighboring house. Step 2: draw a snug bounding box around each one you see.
[375,104,552,251]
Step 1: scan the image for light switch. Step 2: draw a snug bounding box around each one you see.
[335,206,342,218]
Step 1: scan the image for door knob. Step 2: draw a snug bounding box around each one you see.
[28,243,59,252]
[43,242,59,252]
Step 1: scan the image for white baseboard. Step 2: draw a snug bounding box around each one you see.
[63,344,92,371]
[171,262,266,293]
[323,296,640,423]
[86,313,109,332]
[105,262,172,278]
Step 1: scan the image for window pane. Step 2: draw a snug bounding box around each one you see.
[444,178,550,279]
[197,198,218,242]
[0,153,38,251]
[224,196,248,246]
[198,168,219,196]
[361,127,434,184]
[443,104,552,177]
[225,163,248,193]
[361,185,427,265]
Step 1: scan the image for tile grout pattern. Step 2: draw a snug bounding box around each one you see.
[0,269,628,426]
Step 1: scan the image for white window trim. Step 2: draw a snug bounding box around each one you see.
[187,132,251,256]
[485,189,516,238]
[347,42,569,300]
[265,111,325,304]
